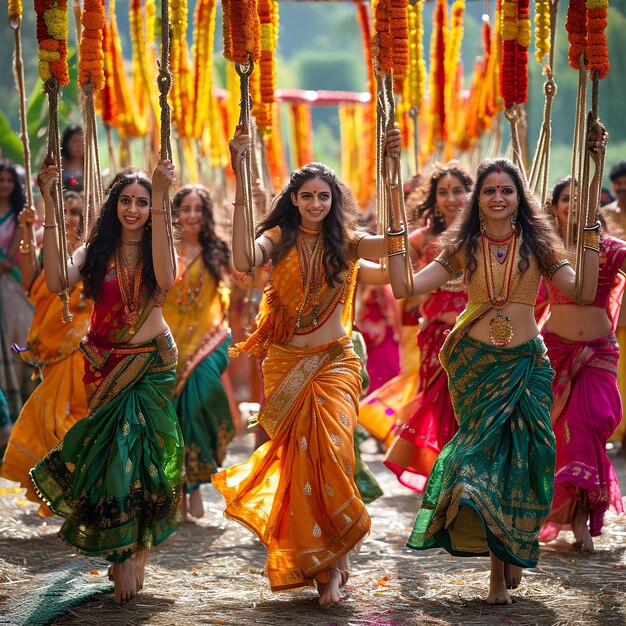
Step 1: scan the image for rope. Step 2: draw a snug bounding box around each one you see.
[504,104,528,184]
[158,0,177,279]
[81,80,103,238]
[44,77,72,323]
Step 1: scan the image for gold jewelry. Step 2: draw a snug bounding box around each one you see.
[511,206,518,228]
[232,201,245,207]
[583,223,600,252]
[19,240,32,254]
[150,207,167,214]
[479,208,487,233]
[546,258,570,278]
[258,242,269,265]
[296,227,325,329]
[387,229,406,256]
[43,223,58,229]
[116,243,144,326]
[489,310,514,346]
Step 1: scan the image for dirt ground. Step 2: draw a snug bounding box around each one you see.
[0,432,625,626]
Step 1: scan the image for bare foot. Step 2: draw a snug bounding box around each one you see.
[573,509,595,553]
[133,549,149,590]
[188,488,205,518]
[112,559,138,604]
[504,563,523,589]
[336,553,351,587]
[318,567,342,607]
[487,552,513,606]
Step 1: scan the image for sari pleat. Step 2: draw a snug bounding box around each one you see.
[212,336,371,591]
[30,332,184,562]
[408,335,556,568]
[540,331,624,542]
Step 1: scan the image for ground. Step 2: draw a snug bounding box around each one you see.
[0,434,625,626]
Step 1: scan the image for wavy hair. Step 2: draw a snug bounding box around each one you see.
[257,162,360,287]
[172,184,230,281]
[415,161,473,235]
[81,168,156,301]
[0,159,26,216]
[439,158,566,277]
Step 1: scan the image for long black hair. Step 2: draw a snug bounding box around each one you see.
[440,158,566,277]
[172,184,230,281]
[415,161,473,235]
[60,124,83,161]
[0,159,26,216]
[81,168,157,301]
[257,162,359,287]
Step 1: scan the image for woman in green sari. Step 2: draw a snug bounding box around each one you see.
[387,134,604,604]
[30,159,184,604]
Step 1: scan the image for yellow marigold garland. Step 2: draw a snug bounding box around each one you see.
[406,1,426,109]
[534,0,551,62]
[445,0,465,146]
[35,0,69,86]
[9,0,22,22]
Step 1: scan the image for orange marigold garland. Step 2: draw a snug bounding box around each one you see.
[373,0,392,73]
[223,0,260,64]
[35,0,69,86]
[427,0,448,151]
[256,0,279,132]
[389,0,409,75]
[586,0,610,79]
[566,0,587,70]
[78,0,105,90]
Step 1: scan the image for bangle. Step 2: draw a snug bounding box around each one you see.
[583,219,601,231]
[150,207,167,215]
[19,240,32,254]
[258,242,269,266]
[43,223,58,229]
[387,229,406,256]
[545,258,570,278]
[232,201,245,207]
[583,228,600,251]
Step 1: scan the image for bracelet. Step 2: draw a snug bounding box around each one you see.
[258,242,269,266]
[545,258,570,279]
[43,223,58,229]
[388,249,407,257]
[232,201,245,207]
[387,229,406,256]
[583,243,600,253]
[150,207,167,214]
[583,219,601,231]
[19,240,32,254]
[583,228,600,251]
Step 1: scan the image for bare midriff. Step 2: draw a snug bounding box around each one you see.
[545,304,612,341]
[468,302,539,347]
[287,306,347,348]
[129,308,169,344]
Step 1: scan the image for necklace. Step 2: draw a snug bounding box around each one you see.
[178,253,204,312]
[296,226,325,329]
[482,229,515,265]
[116,241,144,327]
[481,231,517,346]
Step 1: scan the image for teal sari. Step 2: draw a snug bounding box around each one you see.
[174,335,234,494]
[31,331,184,563]
[408,334,556,567]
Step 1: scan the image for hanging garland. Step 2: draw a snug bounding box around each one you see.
[500,0,529,107]
[426,0,448,153]
[35,0,70,86]
[445,0,465,151]
[78,0,105,89]
[372,0,409,75]
[222,0,261,64]
[257,0,279,133]
[534,0,551,63]
[586,0,610,79]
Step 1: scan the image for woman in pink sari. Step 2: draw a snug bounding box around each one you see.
[384,163,472,491]
[540,177,625,552]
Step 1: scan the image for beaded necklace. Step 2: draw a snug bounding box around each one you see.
[296,225,325,329]
[116,240,144,327]
[481,230,517,346]
[177,249,204,313]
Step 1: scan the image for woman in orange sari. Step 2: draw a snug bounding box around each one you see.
[1,192,90,514]
[213,126,402,606]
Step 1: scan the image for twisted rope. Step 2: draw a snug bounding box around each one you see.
[81,80,103,238]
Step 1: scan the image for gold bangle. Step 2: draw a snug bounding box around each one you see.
[387,230,406,256]
[583,228,600,251]
[258,242,269,265]
[583,243,600,253]
[545,258,570,279]
[19,240,32,254]
[43,223,58,229]
[150,207,167,214]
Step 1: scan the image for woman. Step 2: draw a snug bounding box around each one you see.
[539,177,625,552]
[384,162,472,492]
[60,124,85,192]
[0,159,34,419]
[163,184,235,521]
[29,158,184,604]
[1,191,91,516]
[212,126,402,607]
[387,145,603,604]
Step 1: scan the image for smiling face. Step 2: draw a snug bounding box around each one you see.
[435,173,468,227]
[478,170,519,232]
[64,197,83,241]
[551,183,570,231]
[116,181,151,240]
[291,177,332,231]
[177,190,204,240]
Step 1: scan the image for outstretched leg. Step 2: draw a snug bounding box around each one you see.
[572,505,594,553]
[487,552,512,606]
[112,559,139,604]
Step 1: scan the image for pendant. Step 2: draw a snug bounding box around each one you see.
[494,243,509,264]
[489,310,513,346]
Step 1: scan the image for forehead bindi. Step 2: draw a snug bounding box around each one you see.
[121,183,149,200]
[483,170,515,190]
[298,178,332,195]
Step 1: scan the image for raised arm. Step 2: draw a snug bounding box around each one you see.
[39,159,83,293]
[230,129,275,273]
[17,205,40,291]
[150,159,178,291]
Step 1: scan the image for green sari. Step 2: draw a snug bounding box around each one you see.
[408,332,556,567]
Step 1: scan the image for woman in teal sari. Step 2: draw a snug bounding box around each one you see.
[387,136,604,603]
[30,159,184,604]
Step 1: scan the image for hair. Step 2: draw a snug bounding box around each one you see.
[172,184,230,281]
[439,158,566,277]
[415,161,473,235]
[550,176,571,208]
[60,124,83,161]
[0,159,26,216]
[609,160,626,183]
[81,168,156,301]
[257,162,359,287]
[62,189,85,240]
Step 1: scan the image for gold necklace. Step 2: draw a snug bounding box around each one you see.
[482,231,517,346]
[296,227,325,329]
[116,241,144,326]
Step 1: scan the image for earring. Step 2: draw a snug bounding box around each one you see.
[433,206,444,227]
[511,206,518,229]
[479,208,487,233]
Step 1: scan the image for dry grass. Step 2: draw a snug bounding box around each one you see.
[0,434,625,625]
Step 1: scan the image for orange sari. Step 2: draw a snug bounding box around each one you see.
[1,271,90,512]
[213,229,369,590]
